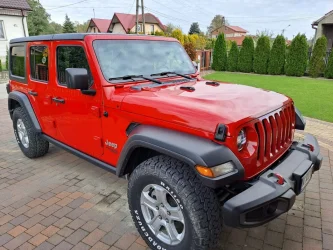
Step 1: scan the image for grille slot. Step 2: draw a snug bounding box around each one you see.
[254,105,294,166]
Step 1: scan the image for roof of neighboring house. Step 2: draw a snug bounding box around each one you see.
[312,10,333,25]
[0,0,31,11]
[89,18,111,32]
[225,36,246,46]
[212,25,248,34]
[111,12,165,32]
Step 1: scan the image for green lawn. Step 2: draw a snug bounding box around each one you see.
[204,72,333,123]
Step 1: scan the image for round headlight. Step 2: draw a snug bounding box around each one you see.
[237,129,247,151]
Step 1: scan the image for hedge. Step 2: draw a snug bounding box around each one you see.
[212,33,227,71]
[253,35,270,74]
[184,42,196,61]
[238,36,254,73]
[268,35,286,75]
[285,34,308,77]
[227,41,239,72]
[309,36,327,78]
[325,49,333,79]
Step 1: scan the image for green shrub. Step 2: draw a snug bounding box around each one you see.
[325,50,333,79]
[212,33,227,71]
[184,42,196,61]
[309,36,327,78]
[6,47,8,70]
[285,34,308,77]
[227,41,239,72]
[238,36,254,73]
[171,29,184,44]
[268,35,286,75]
[253,35,270,74]
[0,60,2,72]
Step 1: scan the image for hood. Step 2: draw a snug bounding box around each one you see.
[118,80,291,135]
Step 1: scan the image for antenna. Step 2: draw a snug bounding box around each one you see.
[93,8,95,18]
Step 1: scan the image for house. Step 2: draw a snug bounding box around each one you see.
[86,13,165,34]
[0,0,31,61]
[312,10,333,50]
[211,25,248,39]
[87,18,111,33]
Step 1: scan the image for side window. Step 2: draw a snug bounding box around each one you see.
[57,46,92,86]
[10,46,25,78]
[0,20,6,39]
[30,46,48,82]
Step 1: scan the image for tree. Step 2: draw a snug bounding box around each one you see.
[47,21,63,34]
[195,35,207,50]
[189,22,201,34]
[238,36,255,73]
[184,42,196,61]
[75,20,90,33]
[207,15,228,35]
[325,50,333,79]
[171,29,184,44]
[212,33,227,71]
[27,0,51,36]
[6,47,8,71]
[63,14,76,33]
[268,35,286,75]
[309,36,327,78]
[153,30,165,36]
[227,41,239,72]
[165,23,176,36]
[253,35,271,74]
[285,34,308,77]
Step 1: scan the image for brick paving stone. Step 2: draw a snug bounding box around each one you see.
[68,192,83,199]
[8,225,27,237]
[0,223,14,234]
[4,232,31,250]
[67,218,85,230]
[10,214,29,226]
[82,228,106,246]
[9,206,30,217]
[282,239,302,250]
[66,207,86,220]
[304,215,322,228]
[135,237,148,247]
[128,242,146,250]
[268,218,286,233]
[65,228,89,245]
[323,221,333,235]
[228,229,247,246]
[303,226,322,241]
[114,233,137,250]
[82,220,100,232]
[71,242,91,250]
[21,214,45,229]
[0,234,13,246]
[34,242,54,250]
[25,224,46,237]
[303,237,322,250]
[67,197,86,208]
[40,215,59,227]
[53,217,72,228]
[57,226,74,237]
[56,197,74,207]
[40,204,62,217]
[0,214,14,225]
[82,193,95,200]
[284,225,303,243]
[248,226,267,240]
[91,241,110,250]
[245,236,263,249]
[53,206,73,218]
[323,233,333,250]
[265,230,284,248]
[101,231,121,246]
[25,205,46,218]
[287,215,303,228]
[18,242,35,250]
[47,234,64,245]
[26,198,45,208]
[28,233,48,246]
[80,202,95,210]
[52,241,73,250]
[56,191,71,199]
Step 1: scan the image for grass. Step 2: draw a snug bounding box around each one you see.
[204,72,333,123]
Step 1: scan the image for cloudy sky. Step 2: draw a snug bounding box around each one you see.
[40,0,332,39]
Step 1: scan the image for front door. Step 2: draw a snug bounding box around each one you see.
[51,41,103,157]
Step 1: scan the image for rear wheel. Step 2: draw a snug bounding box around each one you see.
[13,107,49,158]
[128,155,222,250]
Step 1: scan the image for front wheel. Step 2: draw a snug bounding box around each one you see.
[128,155,222,250]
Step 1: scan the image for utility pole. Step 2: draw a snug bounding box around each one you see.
[141,0,145,34]
[135,0,139,34]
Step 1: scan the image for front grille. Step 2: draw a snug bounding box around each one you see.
[254,104,295,167]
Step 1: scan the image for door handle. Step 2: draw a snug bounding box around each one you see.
[52,97,65,104]
[28,91,38,96]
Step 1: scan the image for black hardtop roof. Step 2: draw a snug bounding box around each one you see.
[9,33,149,44]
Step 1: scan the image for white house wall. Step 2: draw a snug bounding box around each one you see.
[112,23,126,34]
[0,15,28,60]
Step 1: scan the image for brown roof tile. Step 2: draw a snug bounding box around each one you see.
[0,0,32,11]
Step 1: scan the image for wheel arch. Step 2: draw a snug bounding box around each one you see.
[8,91,41,133]
[116,125,244,181]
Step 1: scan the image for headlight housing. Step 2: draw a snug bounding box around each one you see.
[237,129,247,151]
[196,162,236,178]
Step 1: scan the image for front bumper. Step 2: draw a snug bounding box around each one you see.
[223,134,322,228]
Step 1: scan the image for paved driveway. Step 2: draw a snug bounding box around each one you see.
[0,84,333,250]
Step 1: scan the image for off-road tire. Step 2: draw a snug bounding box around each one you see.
[13,107,49,158]
[128,155,222,250]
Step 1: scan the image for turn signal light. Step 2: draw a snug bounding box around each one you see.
[195,166,215,178]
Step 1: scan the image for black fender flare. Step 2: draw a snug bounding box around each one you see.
[8,91,41,133]
[116,125,244,187]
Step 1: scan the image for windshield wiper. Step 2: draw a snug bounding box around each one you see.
[109,75,162,84]
[151,71,193,80]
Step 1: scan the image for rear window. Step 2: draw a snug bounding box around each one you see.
[10,46,25,78]
[30,46,49,82]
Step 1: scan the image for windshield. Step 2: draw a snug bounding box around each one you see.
[93,40,196,81]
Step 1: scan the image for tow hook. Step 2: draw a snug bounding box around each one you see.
[272,173,285,185]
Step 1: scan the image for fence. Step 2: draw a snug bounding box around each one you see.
[195,50,212,71]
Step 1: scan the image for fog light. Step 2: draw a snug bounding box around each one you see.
[196,162,236,178]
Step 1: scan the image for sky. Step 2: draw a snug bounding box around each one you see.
[40,0,332,40]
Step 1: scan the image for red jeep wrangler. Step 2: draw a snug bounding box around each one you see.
[7,34,322,250]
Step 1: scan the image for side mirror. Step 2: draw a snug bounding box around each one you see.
[192,61,198,70]
[65,68,89,90]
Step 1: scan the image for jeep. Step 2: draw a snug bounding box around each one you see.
[7,33,322,250]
